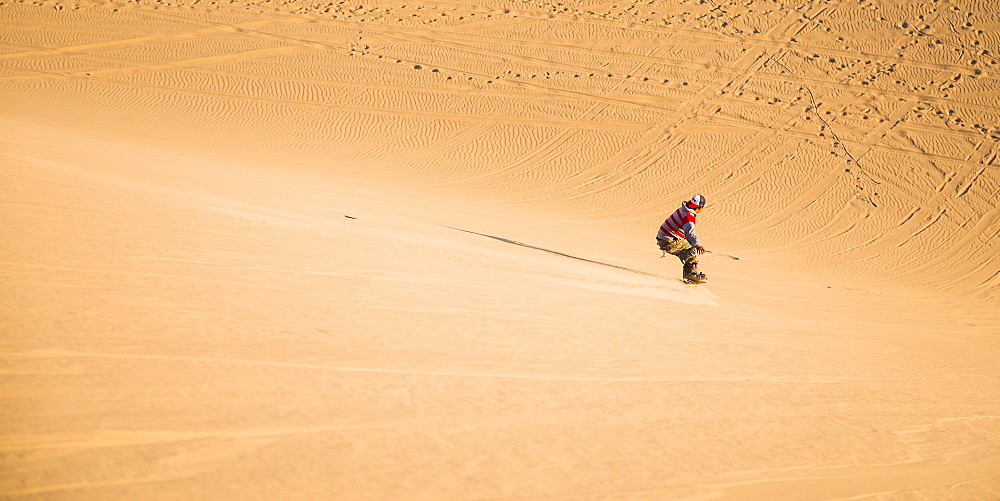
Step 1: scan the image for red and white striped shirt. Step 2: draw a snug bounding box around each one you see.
[657,205,701,246]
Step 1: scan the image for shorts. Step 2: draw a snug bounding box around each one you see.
[656,237,698,264]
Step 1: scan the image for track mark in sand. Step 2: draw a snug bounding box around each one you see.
[512,7,821,206]
[84,44,323,79]
[440,225,665,279]
[425,43,672,191]
[894,415,1000,442]
[0,17,306,62]
[761,50,887,207]
[438,224,715,302]
[885,202,1000,289]
[6,476,198,497]
[431,127,581,188]
[2,424,357,496]
[0,12,335,82]
[372,31,677,110]
[617,95,805,218]
[0,424,351,454]
[8,349,873,383]
[35,71,649,129]
[518,47,682,195]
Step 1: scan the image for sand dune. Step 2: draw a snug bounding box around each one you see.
[2,0,999,498]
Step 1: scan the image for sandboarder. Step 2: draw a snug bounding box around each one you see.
[656,194,708,283]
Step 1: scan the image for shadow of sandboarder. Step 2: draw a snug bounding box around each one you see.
[441,225,668,280]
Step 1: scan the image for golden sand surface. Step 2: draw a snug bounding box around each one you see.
[2,0,999,498]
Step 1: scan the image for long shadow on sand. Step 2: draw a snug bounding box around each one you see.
[441,225,668,279]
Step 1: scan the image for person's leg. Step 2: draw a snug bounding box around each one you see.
[676,245,698,264]
[658,238,690,257]
[680,250,706,282]
[659,239,700,280]
[665,240,706,282]
[656,238,672,254]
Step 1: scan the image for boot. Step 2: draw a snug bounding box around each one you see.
[683,261,708,283]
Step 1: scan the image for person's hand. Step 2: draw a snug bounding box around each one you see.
[696,245,707,255]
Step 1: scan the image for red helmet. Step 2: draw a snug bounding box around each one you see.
[685,194,706,209]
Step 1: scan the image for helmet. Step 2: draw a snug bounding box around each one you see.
[685,194,706,209]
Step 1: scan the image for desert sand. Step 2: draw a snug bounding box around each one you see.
[2,0,999,498]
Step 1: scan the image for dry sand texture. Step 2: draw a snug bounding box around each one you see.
[2,0,999,498]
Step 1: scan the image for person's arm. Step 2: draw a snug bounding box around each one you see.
[682,222,706,253]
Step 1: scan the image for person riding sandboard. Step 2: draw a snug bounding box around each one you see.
[656,194,709,284]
